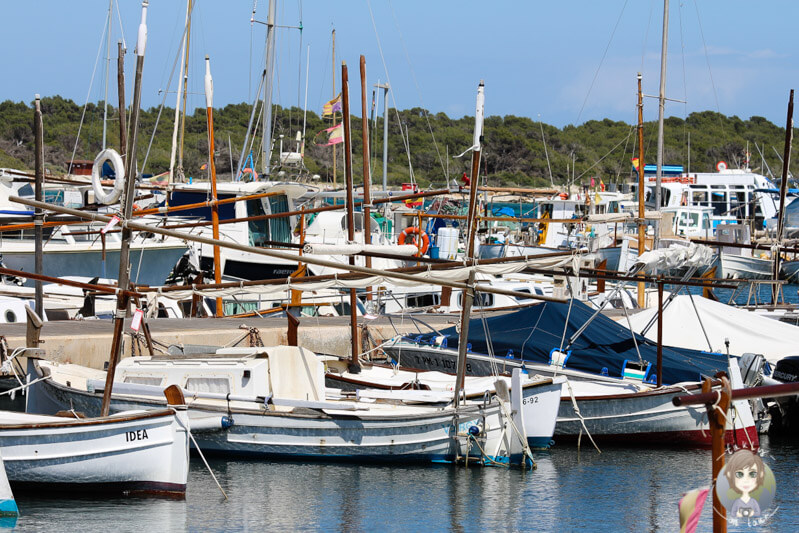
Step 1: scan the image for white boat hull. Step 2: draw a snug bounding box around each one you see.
[0,409,189,495]
[719,253,773,280]
[28,371,505,463]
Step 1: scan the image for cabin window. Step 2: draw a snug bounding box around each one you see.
[702,213,711,230]
[458,292,494,308]
[247,198,269,246]
[711,191,728,216]
[514,288,534,301]
[406,293,439,308]
[184,377,230,394]
[691,190,708,206]
[268,195,292,244]
[169,191,236,221]
[123,376,164,387]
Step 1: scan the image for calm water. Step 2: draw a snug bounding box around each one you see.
[6,435,798,532]
[6,283,798,531]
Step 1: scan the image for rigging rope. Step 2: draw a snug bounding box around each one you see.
[575,0,630,125]
[70,19,109,166]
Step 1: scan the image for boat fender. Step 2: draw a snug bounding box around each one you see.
[468,425,481,437]
[466,343,472,353]
[506,350,514,359]
[548,348,570,368]
[91,148,126,205]
[221,415,233,429]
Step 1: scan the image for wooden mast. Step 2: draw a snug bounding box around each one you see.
[33,95,44,321]
[204,55,223,316]
[117,41,127,165]
[456,82,485,403]
[360,55,373,303]
[331,29,337,187]
[637,74,646,307]
[341,61,360,373]
[102,0,148,417]
[465,81,485,259]
[773,89,794,304]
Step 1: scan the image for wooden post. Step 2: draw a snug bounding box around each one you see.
[117,41,127,163]
[773,89,794,304]
[286,310,299,347]
[342,61,361,373]
[204,55,223,317]
[704,376,731,533]
[636,73,646,307]
[360,55,373,302]
[656,277,663,387]
[454,270,477,405]
[33,95,44,320]
[102,1,148,418]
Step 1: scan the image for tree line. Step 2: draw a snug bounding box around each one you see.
[0,96,793,189]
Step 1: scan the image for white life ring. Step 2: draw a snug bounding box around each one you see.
[91,149,126,205]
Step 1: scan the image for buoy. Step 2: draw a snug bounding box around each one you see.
[716,160,728,172]
[397,226,430,256]
[240,167,259,182]
[91,149,125,205]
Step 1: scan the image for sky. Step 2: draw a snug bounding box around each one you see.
[1,1,798,129]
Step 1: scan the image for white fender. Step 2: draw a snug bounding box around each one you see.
[91,148,125,205]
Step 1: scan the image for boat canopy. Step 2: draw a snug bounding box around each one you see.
[409,300,727,385]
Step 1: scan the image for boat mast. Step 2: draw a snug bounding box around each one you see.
[169,0,191,184]
[102,0,112,150]
[205,56,223,316]
[34,95,44,318]
[654,0,669,248]
[102,0,149,417]
[261,0,277,177]
[465,81,485,259]
[331,29,337,186]
[177,0,193,182]
[637,74,646,307]
[360,55,373,302]
[375,82,390,191]
[117,41,127,165]
[773,89,794,304]
[341,61,360,373]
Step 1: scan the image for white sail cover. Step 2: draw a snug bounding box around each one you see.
[632,243,714,274]
[626,295,799,363]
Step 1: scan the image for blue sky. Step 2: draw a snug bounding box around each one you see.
[2,1,797,128]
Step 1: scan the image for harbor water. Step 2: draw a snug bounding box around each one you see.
[5,435,797,531]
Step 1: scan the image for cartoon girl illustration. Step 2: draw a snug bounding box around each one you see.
[724,449,765,519]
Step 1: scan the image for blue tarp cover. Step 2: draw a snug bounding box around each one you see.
[412,300,727,385]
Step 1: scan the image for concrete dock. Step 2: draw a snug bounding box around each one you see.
[0,314,460,369]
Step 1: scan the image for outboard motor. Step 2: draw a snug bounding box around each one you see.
[768,356,799,435]
[737,353,779,434]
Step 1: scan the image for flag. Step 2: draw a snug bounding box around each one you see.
[200,163,208,170]
[323,94,342,117]
[631,157,640,171]
[315,123,343,146]
[600,179,606,192]
[678,487,709,533]
[590,177,595,187]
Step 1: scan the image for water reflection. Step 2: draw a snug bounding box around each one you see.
[5,436,798,531]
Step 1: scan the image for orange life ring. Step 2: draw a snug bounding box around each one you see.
[240,167,259,182]
[558,192,569,200]
[398,226,430,256]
